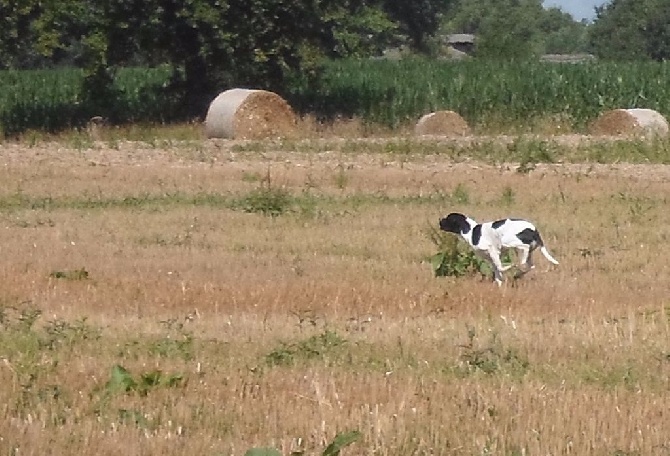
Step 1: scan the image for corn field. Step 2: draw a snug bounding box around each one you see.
[1,60,670,135]
[0,66,173,136]
[291,58,670,129]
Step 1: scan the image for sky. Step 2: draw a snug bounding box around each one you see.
[542,0,608,21]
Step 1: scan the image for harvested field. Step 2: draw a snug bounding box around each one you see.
[0,135,669,455]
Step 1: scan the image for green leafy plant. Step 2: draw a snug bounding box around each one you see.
[458,327,529,376]
[245,430,360,456]
[512,139,556,174]
[333,163,350,190]
[233,186,292,217]
[426,224,488,278]
[232,169,293,217]
[266,330,347,367]
[452,183,470,204]
[103,364,185,397]
[322,430,361,456]
[147,333,194,360]
[500,186,515,206]
[426,224,514,279]
[42,317,100,350]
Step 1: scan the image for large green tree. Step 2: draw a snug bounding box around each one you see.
[589,0,670,60]
[3,0,452,118]
[444,0,547,59]
[25,0,451,116]
[539,7,589,54]
[443,0,591,58]
[0,0,43,68]
[382,0,448,52]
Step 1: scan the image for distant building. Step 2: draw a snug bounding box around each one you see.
[446,34,476,56]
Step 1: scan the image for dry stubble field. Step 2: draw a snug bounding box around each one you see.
[0,134,669,456]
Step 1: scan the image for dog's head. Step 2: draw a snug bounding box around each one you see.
[439,212,471,234]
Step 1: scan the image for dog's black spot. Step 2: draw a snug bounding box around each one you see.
[492,219,507,229]
[516,228,541,246]
[472,224,482,245]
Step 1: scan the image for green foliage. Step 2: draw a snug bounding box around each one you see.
[381,0,452,52]
[500,186,515,206]
[442,0,590,58]
[540,7,590,54]
[233,171,294,217]
[326,4,400,57]
[3,57,670,134]
[590,0,670,61]
[245,430,360,456]
[233,186,293,217]
[292,58,670,130]
[0,1,42,68]
[42,318,100,350]
[473,0,546,59]
[426,224,514,279]
[322,430,362,456]
[265,330,348,367]
[426,225,487,278]
[458,327,530,376]
[147,333,194,360]
[452,183,470,204]
[103,364,184,397]
[0,66,174,135]
[510,138,557,173]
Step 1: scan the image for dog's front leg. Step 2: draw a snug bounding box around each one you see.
[487,249,506,286]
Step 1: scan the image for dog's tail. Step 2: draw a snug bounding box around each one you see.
[540,246,559,265]
[536,231,559,265]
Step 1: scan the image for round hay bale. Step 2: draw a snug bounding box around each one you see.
[415,110,471,137]
[205,88,297,140]
[589,108,669,137]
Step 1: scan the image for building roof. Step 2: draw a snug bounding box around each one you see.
[447,34,475,44]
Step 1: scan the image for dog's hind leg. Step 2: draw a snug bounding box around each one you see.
[516,245,534,271]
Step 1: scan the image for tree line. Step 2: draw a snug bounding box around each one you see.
[0,0,667,119]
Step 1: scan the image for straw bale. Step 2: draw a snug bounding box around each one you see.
[205,88,297,139]
[415,110,471,137]
[589,108,669,138]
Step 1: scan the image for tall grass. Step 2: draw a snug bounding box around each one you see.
[2,59,670,135]
[0,66,174,135]
[291,58,670,129]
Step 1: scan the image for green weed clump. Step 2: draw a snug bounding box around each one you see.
[245,430,361,456]
[232,186,293,217]
[101,364,185,397]
[426,224,490,278]
[265,330,348,366]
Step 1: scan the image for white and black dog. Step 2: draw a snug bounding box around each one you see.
[439,212,559,286]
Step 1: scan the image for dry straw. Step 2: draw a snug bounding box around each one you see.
[204,88,297,140]
[414,110,471,137]
[588,108,669,138]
